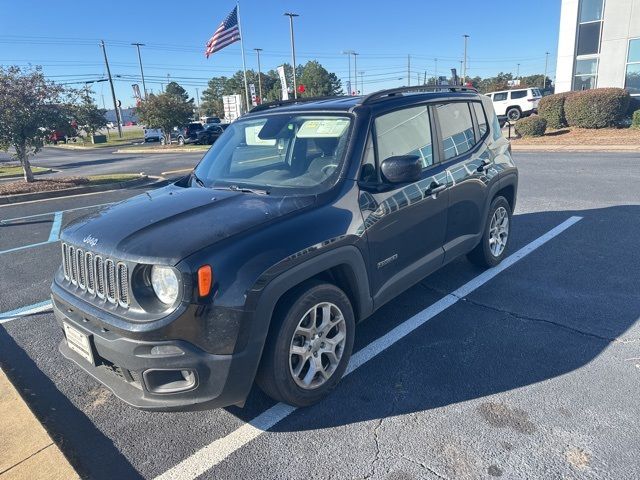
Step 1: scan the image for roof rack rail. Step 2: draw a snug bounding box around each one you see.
[359,85,477,105]
[249,95,343,113]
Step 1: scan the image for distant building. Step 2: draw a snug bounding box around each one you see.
[104,108,139,125]
[555,0,639,97]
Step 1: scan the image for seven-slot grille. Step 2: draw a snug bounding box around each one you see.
[61,243,130,307]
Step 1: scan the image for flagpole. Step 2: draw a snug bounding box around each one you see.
[236,1,251,112]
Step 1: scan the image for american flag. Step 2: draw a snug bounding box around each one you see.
[205,7,241,58]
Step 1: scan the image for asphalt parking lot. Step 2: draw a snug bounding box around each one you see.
[1,151,639,480]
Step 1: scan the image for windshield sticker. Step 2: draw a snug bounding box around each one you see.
[297,119,349,138]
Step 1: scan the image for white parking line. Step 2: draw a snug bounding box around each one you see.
[0,240,58,256]
[0,202,114,225]
[155,215,583,480]
[0,300,53,324]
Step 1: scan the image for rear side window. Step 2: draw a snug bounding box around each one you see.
[493,92,508,101]
[510,90,527,99]
[472,102,488,137]
[436,103,475,160]
[375,105,434,168]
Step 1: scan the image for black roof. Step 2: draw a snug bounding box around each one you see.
[247,85,479,115]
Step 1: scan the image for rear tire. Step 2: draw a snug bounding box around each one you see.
[467,196,512,268]
[506,107,521,122]
[256,281,355,407]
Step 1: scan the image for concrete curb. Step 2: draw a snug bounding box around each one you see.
[0,368,79,479]
[511,144,640,152]
[0,169,54,181]
[113,147,208,154]
[0,176,168,206]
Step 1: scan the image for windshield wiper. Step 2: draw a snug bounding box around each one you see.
[191,172,206,188]
[213,185,270,195]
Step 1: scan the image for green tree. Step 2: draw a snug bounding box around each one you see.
[165,81,191,102]
[136,92,194,144]
[298,61,343,97]
[72,88,107,138]
[0,66,70,182]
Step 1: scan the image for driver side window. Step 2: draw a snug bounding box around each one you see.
[375,105,434,169]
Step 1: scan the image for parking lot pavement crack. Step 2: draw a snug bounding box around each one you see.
[397,454,450,480]
[458,296,625,344]
[364,418,383,479]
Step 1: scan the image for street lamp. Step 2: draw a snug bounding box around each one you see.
[462,35,469,84]
[254,48,263,102]
[284,13,299,99]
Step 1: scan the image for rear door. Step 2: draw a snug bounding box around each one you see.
[359,104,448,306]
[433,100,497,262]
[492,91,508,116]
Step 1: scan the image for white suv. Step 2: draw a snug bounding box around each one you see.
[486,88,542,122]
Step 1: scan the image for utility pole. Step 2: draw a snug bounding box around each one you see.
[352,52,359,94]
[166,73,171,90]
[195,87,201,119]
[254,48,263,102]
[462,34,469,84]
[423,70,427,85]
[516,63,520,79]
[131,42,147,99]
[342,50,354,95]
[284,12,299,98]
[100,40,122,138]
[407,54,411,86]
[434,58,438,84]
[543,52,550,88]
[358,71,364,95]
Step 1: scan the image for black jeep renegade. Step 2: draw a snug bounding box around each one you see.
[52,86,518,411]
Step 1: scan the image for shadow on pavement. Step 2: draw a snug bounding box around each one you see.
[0,330,143,480]
[231,205,640,430]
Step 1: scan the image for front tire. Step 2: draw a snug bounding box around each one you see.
[256,281,355,407]
[467,196,512,268]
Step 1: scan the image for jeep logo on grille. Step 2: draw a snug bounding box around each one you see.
[83,235,99,247]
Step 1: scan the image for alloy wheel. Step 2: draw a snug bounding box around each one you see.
[489,206,509,257]
[289,302,346,390]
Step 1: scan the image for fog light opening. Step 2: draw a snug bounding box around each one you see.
[143,369,197,394]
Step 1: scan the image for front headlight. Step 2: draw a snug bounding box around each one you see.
[150,265,180,305]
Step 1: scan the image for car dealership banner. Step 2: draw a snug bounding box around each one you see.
[277,66,289,101]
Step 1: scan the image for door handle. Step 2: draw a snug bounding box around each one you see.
[426,182,446,196]
[477,159,491,172]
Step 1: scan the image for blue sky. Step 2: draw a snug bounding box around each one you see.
[1,0,561,108]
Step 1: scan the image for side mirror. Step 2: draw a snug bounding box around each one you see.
[380,155,422,184]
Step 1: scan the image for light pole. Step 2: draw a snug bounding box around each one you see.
[284,13,299,98]
[352,52,359,94]
[358,71,365,95]
[543,52,550,89]
[342,50,354,95]
[434,58,438,85]
[462,34,469,83]
[516,63,520,79]
[254,48,263,102]
[131,42,147,99]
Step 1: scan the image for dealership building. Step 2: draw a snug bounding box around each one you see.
[556,0,639,96]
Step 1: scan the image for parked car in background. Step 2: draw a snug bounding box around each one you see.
[202,116,222,125]
[196,124,226,145]
[485,87,542,121]
[143,128,163,142]
[52,85,518,411]
[161,123,204,146]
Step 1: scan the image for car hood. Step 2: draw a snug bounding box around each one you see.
[61,184,315,265]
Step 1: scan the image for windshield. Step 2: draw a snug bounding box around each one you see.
[193,113,352,195]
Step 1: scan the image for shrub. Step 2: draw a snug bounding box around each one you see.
[564,88,631,128]
[538,92,572,129]
[515,116,547,137]
[632,110,640,129]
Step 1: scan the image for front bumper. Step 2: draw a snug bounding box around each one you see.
[52,293,258,411]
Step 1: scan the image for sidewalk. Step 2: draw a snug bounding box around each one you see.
[0,368,78,480]
[511,143,640,152]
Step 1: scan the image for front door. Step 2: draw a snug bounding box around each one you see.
[358,104,448,307]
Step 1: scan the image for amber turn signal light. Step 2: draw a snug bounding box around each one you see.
[197,265,213,297]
